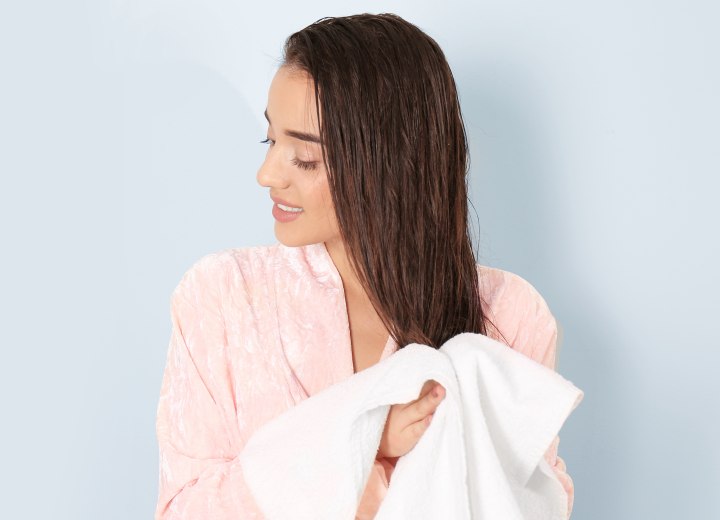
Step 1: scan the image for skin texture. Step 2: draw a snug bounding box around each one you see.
[255,65,445,462]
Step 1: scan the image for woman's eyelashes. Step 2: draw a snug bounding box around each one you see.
[291,157,317,171]
[260,137,317,171]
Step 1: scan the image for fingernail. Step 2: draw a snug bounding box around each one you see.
[433,386,440,397]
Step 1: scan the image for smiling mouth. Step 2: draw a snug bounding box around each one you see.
[277,203,303,213]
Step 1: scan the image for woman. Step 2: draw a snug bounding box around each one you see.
[155,13,574,520]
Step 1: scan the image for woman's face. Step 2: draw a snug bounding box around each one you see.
[256,66,340,247]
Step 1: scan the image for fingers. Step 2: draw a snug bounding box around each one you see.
[405,382,445,424]
[418,379,437,399]
[381,381,446,459]
[408,411,434,437]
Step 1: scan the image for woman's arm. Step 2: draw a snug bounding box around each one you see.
[357,269,576,519]
[493,270,575,518]
[535,320,575,519]
[155,260,265,519]
[355,457,392,520]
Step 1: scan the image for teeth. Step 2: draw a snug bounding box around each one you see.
[278,203,303,213]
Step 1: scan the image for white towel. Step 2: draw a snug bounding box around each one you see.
[238,332,584,519]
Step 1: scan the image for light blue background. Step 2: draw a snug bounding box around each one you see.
[1,1,717,518]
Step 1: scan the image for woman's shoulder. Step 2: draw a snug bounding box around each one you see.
[171,243,283,303]
[476,264,551,311]
[476,264,560,370]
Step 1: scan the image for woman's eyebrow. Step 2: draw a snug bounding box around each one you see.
[264,108,322,145]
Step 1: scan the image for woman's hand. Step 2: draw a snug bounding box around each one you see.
[377,379,446,460]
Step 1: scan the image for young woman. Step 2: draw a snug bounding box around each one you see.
[155,13,574,520]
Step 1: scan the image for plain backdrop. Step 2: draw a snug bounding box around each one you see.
[1,1,718,518]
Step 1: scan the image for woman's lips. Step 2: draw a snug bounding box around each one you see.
[271,196,301,208]
[272,202,303,222]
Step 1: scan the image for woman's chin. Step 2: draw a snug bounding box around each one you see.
[275,225,311,248]
[275,226,339,249]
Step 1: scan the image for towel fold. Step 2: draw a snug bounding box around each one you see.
[239,332,584,519]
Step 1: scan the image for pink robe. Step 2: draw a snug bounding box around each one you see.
[154,241,575,519]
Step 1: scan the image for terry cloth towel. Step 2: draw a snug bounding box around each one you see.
[238,332,584,520]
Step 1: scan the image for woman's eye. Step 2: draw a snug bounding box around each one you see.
[291,157,318,171]
[260,138,316,171]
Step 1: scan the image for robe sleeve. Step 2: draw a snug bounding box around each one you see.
[534,318,575,519]
[154,258,265,519]
[494,271,576,519]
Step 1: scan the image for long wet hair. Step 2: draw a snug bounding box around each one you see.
[282,13,505,349]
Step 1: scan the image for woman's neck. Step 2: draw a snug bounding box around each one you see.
[324,237,389,344]
[324,238,367,299]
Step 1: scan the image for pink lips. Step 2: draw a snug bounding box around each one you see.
[272,203,303,222]
[270,195,303,223]
[270,195,301,208]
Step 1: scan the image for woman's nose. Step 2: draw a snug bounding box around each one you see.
[256,153,289,189]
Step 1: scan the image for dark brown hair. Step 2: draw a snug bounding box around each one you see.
[282,13,505,349]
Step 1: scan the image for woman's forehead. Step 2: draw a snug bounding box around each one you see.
[267,66,321,133]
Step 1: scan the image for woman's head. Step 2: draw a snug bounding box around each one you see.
[257,13,493,347]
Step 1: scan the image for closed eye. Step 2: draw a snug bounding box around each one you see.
[291,157,318,171]
[261,137,317,171]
